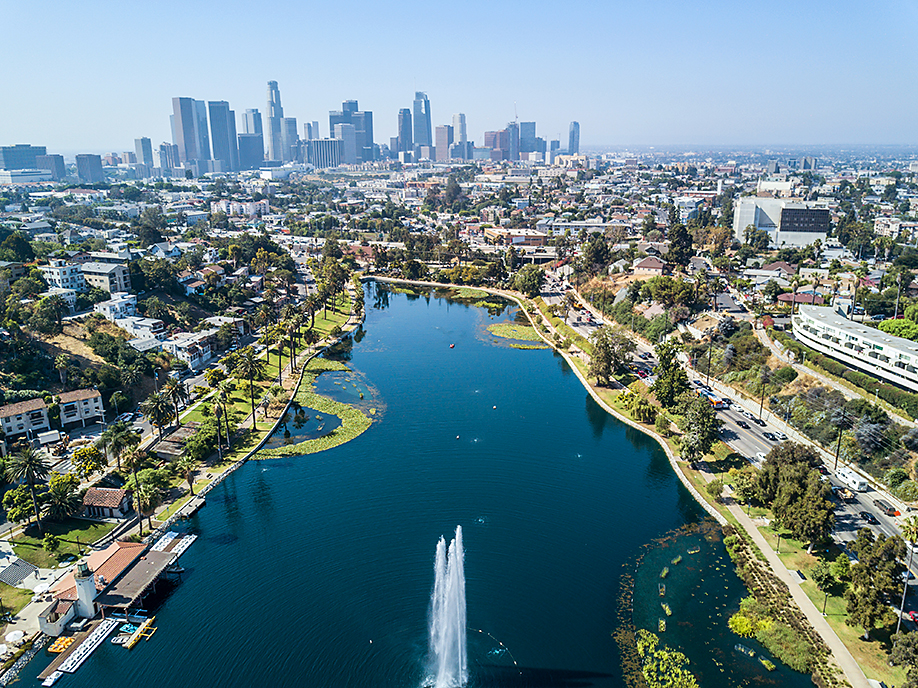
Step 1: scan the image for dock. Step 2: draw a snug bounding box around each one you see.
[150,532,197,557]
[38,619,118,679]
[125,616,156,649]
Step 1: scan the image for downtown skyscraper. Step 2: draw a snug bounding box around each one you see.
[329,100,374,163]
[265,81,284,162]
[171,97,211,165]
[208,101,239,172]
[568,121,580,155]
[413,92,432,148]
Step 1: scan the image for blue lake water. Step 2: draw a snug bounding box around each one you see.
[20,283,812,687]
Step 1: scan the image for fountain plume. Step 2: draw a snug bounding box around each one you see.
[427,526,467,687]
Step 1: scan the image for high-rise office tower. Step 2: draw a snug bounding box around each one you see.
[156,143,180,173]
[281,117,299,162]
[171,97,211,163]
[397,108,413,152]
[35,155,65,180]
[265,81,284,161]
[452,113,467,144]
[334,123,358,164]
[134,137,154,167]
[243,109,263,135]
[549,139,560,163]
[568,121,580,155]
[412,92,432,148]
[507,122,520,161]
[122,152,137,164]
[329,100,374,163]
[208,101,239,172]
[520,122,536,153]
[304,121,320,140]
[435,125,453,162]
[308,138,344,169]
[0,144,47,170]
[75,154,104,183]
[237,134,264,170]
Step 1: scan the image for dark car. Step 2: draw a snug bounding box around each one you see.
[736,420,750,429]
[816,465,829,475]
[763,432,777,441]
[753,417,766,427]
[859,511,879,525]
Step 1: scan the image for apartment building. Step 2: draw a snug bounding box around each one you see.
[39,260,86,292]
[793,305,918,392]
[58,389,104,429]
[81,262,131,293]
[0,398,51,439]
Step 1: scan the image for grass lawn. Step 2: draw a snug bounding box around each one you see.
[0,582,34,616]
[12,519,118,568]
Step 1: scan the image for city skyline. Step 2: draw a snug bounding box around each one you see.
[3,0,918,152]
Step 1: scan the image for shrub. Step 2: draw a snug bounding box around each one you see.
[885,467,909,488]
[728,613,755,637]
[772,366,798,386]
[654,413,670,437]
[755,622,813,673]
[895,480,918,502]
[706,478,724,501]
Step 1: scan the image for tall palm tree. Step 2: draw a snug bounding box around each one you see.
[303,294,319,330]
[133,481,161,536]
[46,477,81,521]
[216,382,234,448]
[176,454,198,495]
[98,421,139,472]
[233,346,267,422]
[896,515,918,635]
[120,366,143,390]
[6,446,50,534]
[122,447,147,496]
[162,378,188,425]
[54,355,70,387]
[140,391,174,440]
[260,325,284,383]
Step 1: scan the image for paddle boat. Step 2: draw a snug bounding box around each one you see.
[661,602,672,616]
[734,643,755,658]
[660,566,669,579]
[671,555,682,565]
[658,583,665,596]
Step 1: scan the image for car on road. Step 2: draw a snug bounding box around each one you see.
[115,412,132,423]
[736,420,750,429]
[859,511,879,525]
[755,452,767,463]
[816,465,829,475]
[752,417,766,427]
[774,431,788,441]
[639,352,649,360]
[741,409,755,420]
[763,432,777,441]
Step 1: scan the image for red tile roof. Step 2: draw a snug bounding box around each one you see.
[52,541,146,601]
[0,398,47,418]
[83,487,127,509]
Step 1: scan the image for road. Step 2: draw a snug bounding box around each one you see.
[540,273,917,581]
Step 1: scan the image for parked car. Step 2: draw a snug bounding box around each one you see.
[755,452,767,463]
[753,417,766,427]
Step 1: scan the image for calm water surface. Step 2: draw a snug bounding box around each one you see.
[20,284,810,687]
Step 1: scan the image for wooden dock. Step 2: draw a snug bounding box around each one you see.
[37,623,98,680]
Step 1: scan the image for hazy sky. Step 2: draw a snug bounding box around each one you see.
[4,0,918,155]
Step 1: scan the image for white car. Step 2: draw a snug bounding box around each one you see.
[756,452,767,463]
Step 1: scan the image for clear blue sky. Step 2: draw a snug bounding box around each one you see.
[4,0,917,154]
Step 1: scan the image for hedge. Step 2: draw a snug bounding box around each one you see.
[771,329,918,419]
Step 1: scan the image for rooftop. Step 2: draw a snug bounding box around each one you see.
[93,550,175,608]
[58,388,102,404]
[797,305,918,355]
[0,397,47,418]
[82,487,127,509]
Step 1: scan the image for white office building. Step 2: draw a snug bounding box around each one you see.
[793,305,918,392]
[94,292,137,321]
[733,197,830,248]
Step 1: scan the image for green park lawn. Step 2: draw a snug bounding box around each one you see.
[0,581,34,616]
[12,519,118,569]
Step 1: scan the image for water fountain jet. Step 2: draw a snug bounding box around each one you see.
[427,526,467,688]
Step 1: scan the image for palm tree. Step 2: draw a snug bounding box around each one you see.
[140,391,174,440]
[260,325,284,383]
[162,377,188,424]
[216,382,234,448]
[896,515,918,635]
[122,447,147,497]
[303,294,319,330]
[120,366,143,390]
[54,355,70,387]
[176,455,198,495]
[6,446,51,534]
[133,482,161,536]
[233,346,267,422]
[46,477,81,521]
[98,421,139,472]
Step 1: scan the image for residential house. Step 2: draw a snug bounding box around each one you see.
[82,487,131,519]
[0,398,50,439]
[39,259,86,292]
[81,262,131,293]
[94,292,137,321]
[162,330,216,370]
[40,287,79,312]
[633,256,668,276]
[115,316,166,340]
[147,243,183,261]
[58,389,104,428]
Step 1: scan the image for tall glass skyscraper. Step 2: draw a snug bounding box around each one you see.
[208,101,239,172]
[413,92,432,148]
[397,109,413,152]
[266,81,284,161]
[242,109,263,135]
[568,121,580,155]
[171,97,211,164]
[329,100,375,162]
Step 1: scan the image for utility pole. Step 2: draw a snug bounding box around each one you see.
[834,410,845,472]
[706,343,713,385]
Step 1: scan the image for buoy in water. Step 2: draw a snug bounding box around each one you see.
[450,343,455,348]
[456,435,460,439]
[493,405,497,409]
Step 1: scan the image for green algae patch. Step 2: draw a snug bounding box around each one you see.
[487,323,542,341]
[509,342,549,350]
[256,358,372,459]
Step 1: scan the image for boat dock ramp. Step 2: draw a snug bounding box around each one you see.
[38,619,118,680]
[151,531,197,556]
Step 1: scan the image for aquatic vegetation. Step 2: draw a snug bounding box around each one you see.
[661,602,672,616]
[660,567,669,579]
[635,629,699,688]
[658,619,666,633]
[487,323,542,342]
[759,657,776,671]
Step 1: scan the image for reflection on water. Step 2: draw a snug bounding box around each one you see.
[261,408,342,450]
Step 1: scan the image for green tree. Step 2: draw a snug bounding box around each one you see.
[706,477,724,501]
[162,377,188,425]
[846,528,905,640]
[512,264,544,298]
[233,346,267,421]
[677,396,721,463]
[754,442,821,505]
[176,454,198,496]
[810,560,835,615]
[140,391,174,440]
[831,553,851,582]
[896,515,918,635]
[72,445,105,479]
[665,223,695,269]
[2,485,36,526]
[45,472,81,521]
[650,339,689,409]
[589,326,635,386]
[98,420,139,471]
[773,469,835,553]
[42,533,60,554]
[5,446,51,533]
[890,630,918,688]
[54,354,70,387]
[732,469,757,504]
